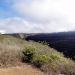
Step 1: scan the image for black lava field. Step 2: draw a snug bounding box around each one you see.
[26,32,75,60]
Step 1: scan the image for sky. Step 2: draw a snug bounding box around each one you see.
[0,0,75,34]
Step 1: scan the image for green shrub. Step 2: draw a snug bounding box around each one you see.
[46,54,63,73]
[34,54,48,68]
[22,46,35,62]
[50,54,62,61]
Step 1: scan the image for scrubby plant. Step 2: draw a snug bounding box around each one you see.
[22,46,36,62]
[50,54,62,61]
[34,54,48,68]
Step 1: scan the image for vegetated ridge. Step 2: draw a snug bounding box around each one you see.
[0,34,75,75]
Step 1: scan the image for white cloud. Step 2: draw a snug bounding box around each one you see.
[1,0,75,33]
[0,18,47,33]
[12,0,75,23]
[0,17,75,33]
[0,30,5,34]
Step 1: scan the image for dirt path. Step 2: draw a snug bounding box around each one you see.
[0,64,47,75]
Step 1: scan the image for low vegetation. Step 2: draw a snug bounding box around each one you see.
[0,35,75,75]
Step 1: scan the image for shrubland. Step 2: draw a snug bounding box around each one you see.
[0,35,75,75]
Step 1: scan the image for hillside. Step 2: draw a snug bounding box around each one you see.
[25,32,75,60]
[0,34,75,75]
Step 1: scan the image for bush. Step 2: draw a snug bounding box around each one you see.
[22,46,35,62]
[34,54,48,68]
[50,54,62,61]
[45,54,63,74]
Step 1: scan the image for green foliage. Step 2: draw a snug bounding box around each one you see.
[50,54,62,61]
[34,54,48,68]
[22,46,35,62]
[46,54,63,72]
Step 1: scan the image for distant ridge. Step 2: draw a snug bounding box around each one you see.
[5,33,35,39]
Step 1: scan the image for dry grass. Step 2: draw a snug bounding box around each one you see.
[0,35,24,67]
[0,35,75,75]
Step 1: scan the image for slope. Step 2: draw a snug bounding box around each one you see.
[0,34,75,75]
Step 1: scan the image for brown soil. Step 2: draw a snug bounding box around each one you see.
[0,63,47,75]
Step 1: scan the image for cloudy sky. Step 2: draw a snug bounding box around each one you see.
[0,0,75,34]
